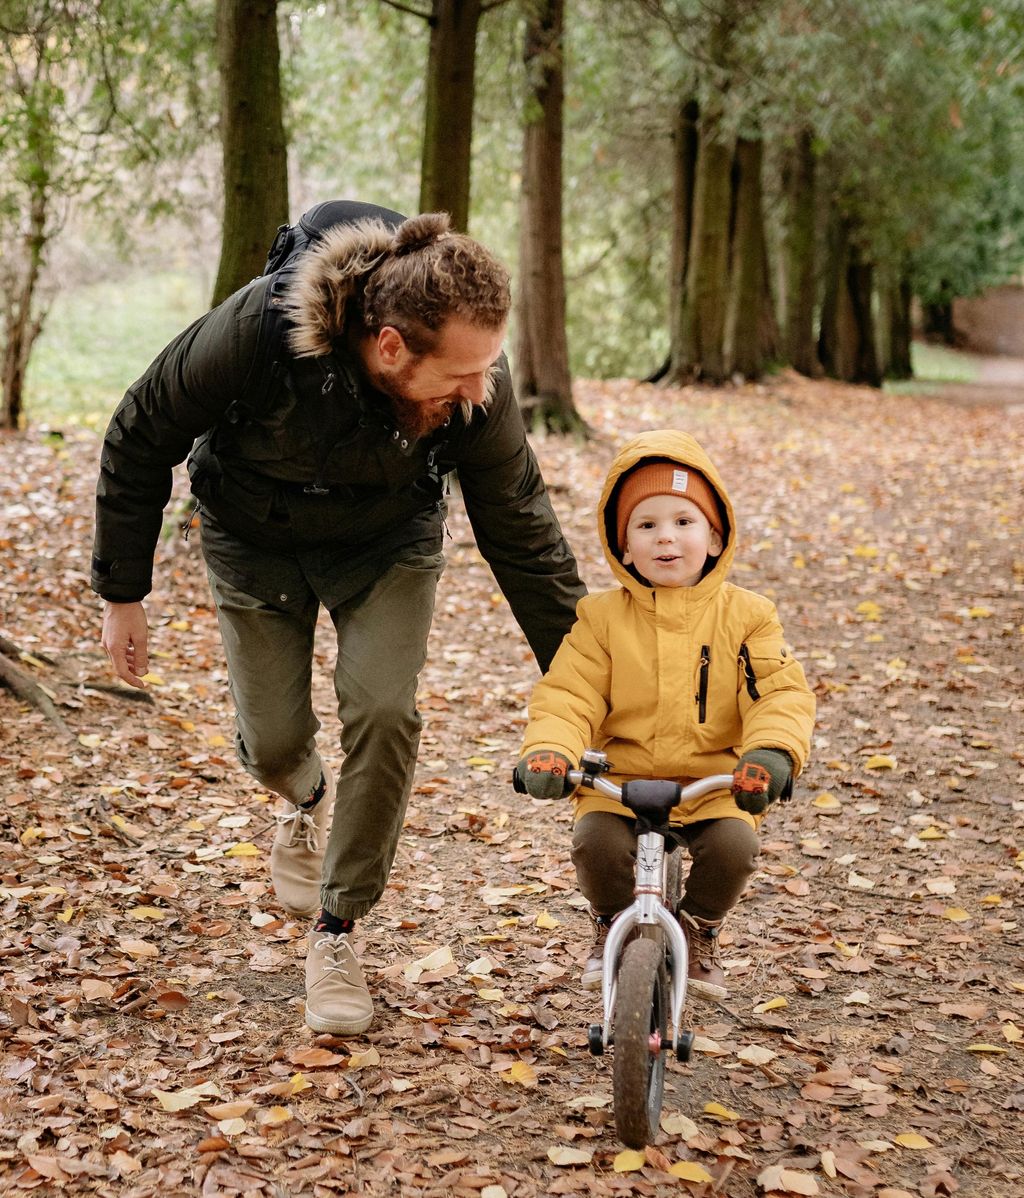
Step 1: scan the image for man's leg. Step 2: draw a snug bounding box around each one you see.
[305,552,443,1035]
[206,570,330,916]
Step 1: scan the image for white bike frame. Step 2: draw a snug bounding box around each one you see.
[568,764,733,1054]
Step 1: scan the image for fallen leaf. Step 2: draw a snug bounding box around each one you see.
[669,1161,714,1182]
[893,1132,932,1149]
[548,1145,593,1165]
[704,1101,741,1121]
[613,1149,646,1172]
[757,1164,819,1194]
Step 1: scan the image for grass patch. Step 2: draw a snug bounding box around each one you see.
[885,341,982,394]
[25,271,206,428]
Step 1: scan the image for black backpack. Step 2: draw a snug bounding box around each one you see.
[230,199,406,423]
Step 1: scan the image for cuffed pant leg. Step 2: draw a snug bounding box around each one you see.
[679,817,760,922]
[320,554,444,920]
[207,569,323,803]
[571,812,636,918]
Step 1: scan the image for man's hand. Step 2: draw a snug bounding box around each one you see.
[732,749,793,815]
[514,750,574,799]
[102,601,150,689]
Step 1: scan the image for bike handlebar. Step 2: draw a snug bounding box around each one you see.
[566,770,734,802]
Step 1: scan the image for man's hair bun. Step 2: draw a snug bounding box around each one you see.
[392,212,451,256]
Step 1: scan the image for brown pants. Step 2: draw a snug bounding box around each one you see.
[571,811,760,923]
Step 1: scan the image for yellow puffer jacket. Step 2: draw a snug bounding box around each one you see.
[520,430,815,828]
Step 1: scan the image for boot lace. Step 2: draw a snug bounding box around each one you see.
[680,910,723,972]
[313,933,356,981]
[277,806,320,851]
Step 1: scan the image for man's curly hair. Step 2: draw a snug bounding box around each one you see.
[360,213,511,354]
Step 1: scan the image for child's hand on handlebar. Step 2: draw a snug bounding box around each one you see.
[514,750,575,799]
[731,749,793,814]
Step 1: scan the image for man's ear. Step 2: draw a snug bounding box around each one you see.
[377,325,408,366]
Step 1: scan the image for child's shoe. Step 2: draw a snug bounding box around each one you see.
[581,908,613,990]
[679,910,727,999]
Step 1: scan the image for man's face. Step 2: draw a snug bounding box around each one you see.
[369,318,506,439]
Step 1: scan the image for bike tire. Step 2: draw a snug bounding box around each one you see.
[613,935,668,1148]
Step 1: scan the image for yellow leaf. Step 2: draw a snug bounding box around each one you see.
[153,1081,220,1111]
[893,1133,932,1149]
[812,793,841,812]
[224,842,260,857]
[918,826,946,840]
[942,907,971,923]
[853,545,879,558]
[169,620,190,631]
[128,906,166,920]
[703,1101,740,1121]
[110,814,129,831]
[506,1060,538,1088]
[139,672,165,686]
[19,826,43,846]
[864,755,896,770]
[980,894,1003,906]
[965,1043,1008,1054]
[466,755,496,767]
[547,1146,593,1165]
[967,606,992,618]
[753,997,787,1013]
[78,734,102,749]
[668,1161,713,1182]
[207,734,227,748]
[289,1072,313,1093]
[185,820,205,832]
[259,1105,293,1125]
[613,1149,646,1172]
[1001,1023,1022,1043]
[56,907,74,923]
[535,911,559,929]
[347,1046,381,1069]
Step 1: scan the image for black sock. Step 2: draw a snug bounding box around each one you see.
[314,909,354,935]
[299,772,327,811]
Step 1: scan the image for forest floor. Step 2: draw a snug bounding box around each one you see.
[1,371,1023,1198]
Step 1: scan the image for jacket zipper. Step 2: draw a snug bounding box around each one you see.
[303,364,336,495]
[696,645,710,723]
[738,643,761,701]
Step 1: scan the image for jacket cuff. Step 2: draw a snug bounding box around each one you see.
[91,555,152,603]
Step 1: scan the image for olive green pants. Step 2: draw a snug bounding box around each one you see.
[571,811,760,923]
[207,554,444,919]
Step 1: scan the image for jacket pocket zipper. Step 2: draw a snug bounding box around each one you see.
[696,645,710,723]
[738,643,760,701]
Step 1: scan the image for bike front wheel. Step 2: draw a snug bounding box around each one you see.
[613,935,668,1148]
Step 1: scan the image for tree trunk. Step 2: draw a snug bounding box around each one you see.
[667,118,732,384]
[211,0,288,308]
[886,276,913,379]
[514,0,582,435]
[1,186,49,431]
[921,296,957,344]
[759,231,782,364]
[420,0,482,232]
[784,127,818,376]
[846,244,881,386]
[817,210,847,379]
[725,136,767,380]
[664,98,699,377]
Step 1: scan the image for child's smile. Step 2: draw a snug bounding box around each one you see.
[622,494,723,587]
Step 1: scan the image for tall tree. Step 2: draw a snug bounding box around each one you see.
[782,127,818,376]
[381,0,511,232]
[664,98,699,379]
[514,0,580,433]
[724,134,769,378]
[211,0,288,307]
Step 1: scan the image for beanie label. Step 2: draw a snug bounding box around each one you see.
[672,469,688,493]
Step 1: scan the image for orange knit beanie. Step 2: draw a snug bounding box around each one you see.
[615,461,723,552]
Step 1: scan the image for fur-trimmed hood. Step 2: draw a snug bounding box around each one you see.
[282,218,395,358]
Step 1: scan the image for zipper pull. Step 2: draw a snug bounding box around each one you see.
[321,369,336,395]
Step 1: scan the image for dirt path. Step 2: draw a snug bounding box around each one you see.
[910,351,1024,408]
[1,375,1023,1197]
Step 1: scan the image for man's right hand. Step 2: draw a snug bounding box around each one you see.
[101,601,150,689]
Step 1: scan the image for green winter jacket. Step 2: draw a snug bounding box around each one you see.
[92,219,584,671]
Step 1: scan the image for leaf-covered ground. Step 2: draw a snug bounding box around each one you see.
[1,373,1023,1198]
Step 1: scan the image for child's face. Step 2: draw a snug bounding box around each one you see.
[622,494,723,587]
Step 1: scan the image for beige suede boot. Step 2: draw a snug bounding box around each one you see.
[270,762,333,916]
[679,910,728,1000]
[581,908,613,991]
[304,931,373,1034]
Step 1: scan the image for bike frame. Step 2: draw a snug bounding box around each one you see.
[567,762,734,1055]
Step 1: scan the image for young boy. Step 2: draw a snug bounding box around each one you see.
[515,430,815,998]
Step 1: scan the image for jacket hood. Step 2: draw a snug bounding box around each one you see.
[598,429,736,600]
[283,218,395,358]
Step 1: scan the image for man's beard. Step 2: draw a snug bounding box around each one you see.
[371,363,457,440]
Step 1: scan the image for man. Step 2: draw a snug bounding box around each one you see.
[93,202,585,1034]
